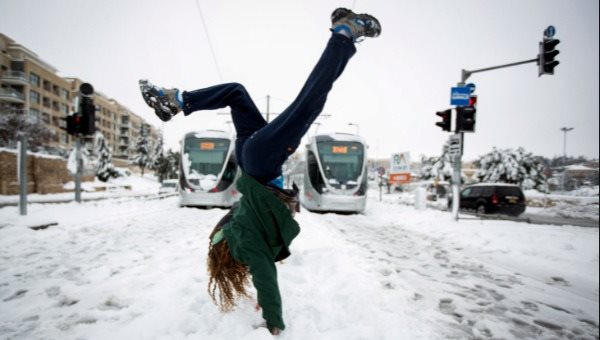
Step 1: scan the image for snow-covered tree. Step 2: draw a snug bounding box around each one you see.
[475,147,549,192]
[420,140,454,182]
[95,132,118,182]
[131,125,151,176]
[0,111,54,152]
[150,133,164,171]
[155,150,179,183]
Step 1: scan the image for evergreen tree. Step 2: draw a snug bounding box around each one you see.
[154,150,180,183]
[150,133,165,171]
[131,124,151,176]
[475,147,549,192]
[94,132,119,182]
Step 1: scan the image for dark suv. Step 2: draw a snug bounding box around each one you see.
[449,183,526,216]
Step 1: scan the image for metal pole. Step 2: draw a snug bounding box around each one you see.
[18,133,27,215]
[461,58,538,82]
[75,136,82,203]
[450,132,464,221]
[266,95,270,123]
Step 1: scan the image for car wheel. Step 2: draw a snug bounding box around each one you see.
[476,204,486,215]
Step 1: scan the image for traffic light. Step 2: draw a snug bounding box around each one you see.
[78,83,95,135]
[435,109,452,132]
[456,95,477,132]
[538,38,560,76]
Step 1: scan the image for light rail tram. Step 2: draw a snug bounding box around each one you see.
[178,130,240,207]
[292,133,368,213]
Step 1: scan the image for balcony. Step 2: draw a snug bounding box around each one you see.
[0,88,26,103]
[1,71,28,85]
[0,107,26,115]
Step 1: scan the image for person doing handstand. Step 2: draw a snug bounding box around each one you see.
[139,8,381,335]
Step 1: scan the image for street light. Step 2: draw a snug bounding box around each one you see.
[560,127,574,191]
[348,122,359,135]
[312,122,321,135]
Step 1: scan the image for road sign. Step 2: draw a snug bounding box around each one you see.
[544,25,556,38]
[466,83,476,94]
[450,87,471,106]
[390,152,410,173]
[389,173,411,184]
[447,134,462,156]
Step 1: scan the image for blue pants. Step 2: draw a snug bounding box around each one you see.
[181,34,356,183]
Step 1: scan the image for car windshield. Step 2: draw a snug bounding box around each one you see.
[161,182,176,188]
[316,141,364,184]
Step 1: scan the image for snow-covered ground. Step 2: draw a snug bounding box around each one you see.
[0,194,598,339]
[0,173,161,206]
[525,187,599,221]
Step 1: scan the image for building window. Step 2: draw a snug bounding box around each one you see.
[41,112,50,124]
[43,80,51,91]
[29,90,40,104]
[29,72,40,87]
[60,133,69,144]
[43,97,51,108]
[60,88,69,100]
[28,108,40,122]
[60,103,69,114]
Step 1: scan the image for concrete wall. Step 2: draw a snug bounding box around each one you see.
[0,150,92,195]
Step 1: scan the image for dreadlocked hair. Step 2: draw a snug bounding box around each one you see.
[207,227,251,312]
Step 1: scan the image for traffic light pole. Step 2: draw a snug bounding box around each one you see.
[451,132,463,221]
[75,136,82,203]
[461,58,538,83]
[452,57,537,221]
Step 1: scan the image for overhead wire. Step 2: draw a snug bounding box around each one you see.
[194,0,224,82]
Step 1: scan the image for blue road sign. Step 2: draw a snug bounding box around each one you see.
[450,87,471,106]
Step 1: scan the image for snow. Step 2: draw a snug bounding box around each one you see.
[0,192,597,339]
[565,164,596,171]
[525,187,599,221]
[0,173,161,205]
[0,147,64,160]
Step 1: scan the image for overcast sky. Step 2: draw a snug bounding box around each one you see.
[1,0,598,161]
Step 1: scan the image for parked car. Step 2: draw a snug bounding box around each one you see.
[448,183,526,216]
[158,179,178,194]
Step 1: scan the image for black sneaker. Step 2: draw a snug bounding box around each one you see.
[331,8,381,42]
[139,79,182,122]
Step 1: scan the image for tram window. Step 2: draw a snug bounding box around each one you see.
[184,138,230,176]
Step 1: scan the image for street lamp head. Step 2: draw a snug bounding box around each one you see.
[560,127,574,132]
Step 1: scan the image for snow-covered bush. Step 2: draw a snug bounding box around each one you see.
[95,132,119,182]
[475,147,549,192]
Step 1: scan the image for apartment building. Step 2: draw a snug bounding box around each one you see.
[0,33,158,159]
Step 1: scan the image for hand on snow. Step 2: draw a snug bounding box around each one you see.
[270,327,282,335]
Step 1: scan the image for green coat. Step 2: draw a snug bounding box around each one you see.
[222,171,300,331]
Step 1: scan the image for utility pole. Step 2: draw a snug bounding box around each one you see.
[560,127,574,191]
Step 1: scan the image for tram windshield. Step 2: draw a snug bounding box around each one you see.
[316,141,364,187]
[183,137,230,179]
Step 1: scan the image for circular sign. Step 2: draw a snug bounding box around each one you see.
[544,25,556,38]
